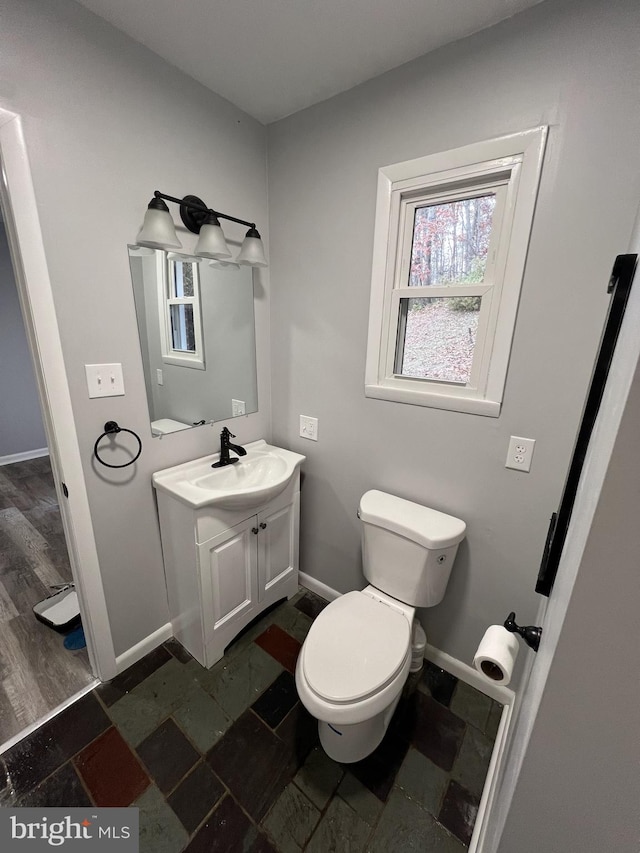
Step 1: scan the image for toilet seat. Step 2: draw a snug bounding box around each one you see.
[302,591,411,704]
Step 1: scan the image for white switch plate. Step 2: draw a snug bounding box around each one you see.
[232,399,246,417]
[156,369,163,386]
[300,415,318,441]
[85,363,125,398]
[505,436,536,472]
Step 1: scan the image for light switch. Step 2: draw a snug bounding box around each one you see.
[85,363,125,398]
[156,369,163,386]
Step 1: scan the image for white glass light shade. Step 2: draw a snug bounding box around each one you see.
[195,215,232,259]
[236,228,268,267]
[136,203,182,250]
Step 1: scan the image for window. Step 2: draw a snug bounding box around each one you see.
[159,256,205,370]
[365,127,547,416]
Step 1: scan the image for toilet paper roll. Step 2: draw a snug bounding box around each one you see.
[473,625,519,686]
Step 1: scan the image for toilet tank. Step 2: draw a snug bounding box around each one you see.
[359,490,466,607]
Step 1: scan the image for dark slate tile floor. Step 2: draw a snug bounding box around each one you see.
[0,589,502,851]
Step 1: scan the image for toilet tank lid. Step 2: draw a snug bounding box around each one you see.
[359,490,466,549]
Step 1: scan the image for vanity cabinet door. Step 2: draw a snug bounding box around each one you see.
[257,494,298,601]
[199,516,258,641]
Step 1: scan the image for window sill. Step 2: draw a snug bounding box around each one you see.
[162,355,206,370]
[364,383,501,417]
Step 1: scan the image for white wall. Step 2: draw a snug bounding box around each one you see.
[0,222,48,459]
[267,0,640,671]
[0,0,271,656]
[498,352,640,853]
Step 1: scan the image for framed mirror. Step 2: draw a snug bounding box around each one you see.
[128,247,258,436]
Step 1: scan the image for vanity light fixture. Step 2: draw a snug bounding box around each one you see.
[136,191,267,267]
[136,196,183,250]
[195,211,232,260]
[236,227,268,267]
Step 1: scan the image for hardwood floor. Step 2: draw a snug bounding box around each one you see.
[0,456,93,746]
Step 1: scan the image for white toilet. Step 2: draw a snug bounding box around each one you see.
[295,489,466,763]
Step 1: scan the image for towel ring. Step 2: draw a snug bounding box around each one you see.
[94,421,142,469]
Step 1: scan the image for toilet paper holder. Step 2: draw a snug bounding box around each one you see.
[504,612,542,652]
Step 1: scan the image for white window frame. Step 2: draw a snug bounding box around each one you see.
[365,127,547,417]
[156,253,205,370]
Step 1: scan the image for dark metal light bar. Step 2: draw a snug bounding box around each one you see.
[137,189,267,266]
[153,190,255,231]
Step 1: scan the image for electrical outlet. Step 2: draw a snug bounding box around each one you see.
[505,436,536,472]
[232,399,246,417]
[85,363,125,398]
[299,415,318,441]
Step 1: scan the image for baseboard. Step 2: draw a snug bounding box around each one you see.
[0,447,49,466]
[424,643,514,705]
[424,642,515,853]
[470,700,513,853]
[299,572,341,602]
[115,622,173,674]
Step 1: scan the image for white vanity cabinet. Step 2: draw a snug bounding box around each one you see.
[155,469,301,668]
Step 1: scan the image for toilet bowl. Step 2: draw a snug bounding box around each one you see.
[295,587,414,762]
[295,490,465,763]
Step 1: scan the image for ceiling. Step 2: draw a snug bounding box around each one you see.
[75,0,546,124]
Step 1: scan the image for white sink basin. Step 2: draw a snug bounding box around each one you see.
[152,439,305,510]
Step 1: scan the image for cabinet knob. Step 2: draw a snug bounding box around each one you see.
[251,527,259,535]
[260,522,267,530]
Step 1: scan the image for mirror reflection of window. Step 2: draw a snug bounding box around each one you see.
[173,260,195,297]
[168,261,198,354]
[162,258,205,369]
[170,303,196,352]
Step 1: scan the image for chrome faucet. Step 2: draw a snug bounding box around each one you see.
[212,427,247,468]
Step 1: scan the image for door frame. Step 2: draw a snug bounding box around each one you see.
[0,108,116,682]
[480,208,640,851]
